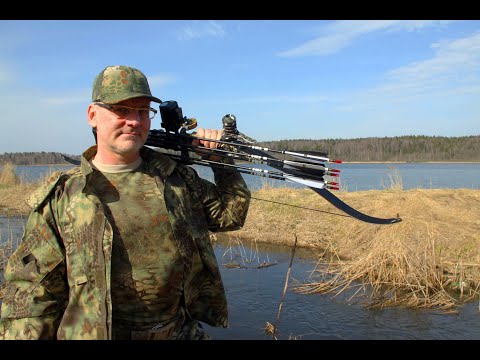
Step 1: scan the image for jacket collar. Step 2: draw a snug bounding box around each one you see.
[80,145,178,181]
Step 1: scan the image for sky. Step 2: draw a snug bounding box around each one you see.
[1,20,479,155]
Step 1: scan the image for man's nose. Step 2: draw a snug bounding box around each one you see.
[125,110,143,125]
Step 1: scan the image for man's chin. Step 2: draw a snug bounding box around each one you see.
[113,139,145,154]
[120,133,145,141]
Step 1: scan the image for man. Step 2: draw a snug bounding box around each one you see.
[0,65,251,340]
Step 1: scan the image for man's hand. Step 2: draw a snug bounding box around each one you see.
[192,128,224,162]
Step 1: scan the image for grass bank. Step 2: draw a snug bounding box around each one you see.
[220,186,480,310]
[1,163,479,311]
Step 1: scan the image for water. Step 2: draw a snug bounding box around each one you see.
[333,162,480,191]
[0,216,25,245]
[197,162,480,191]
[1,163,479,339]
[5,164,75,184]
[1,229,477,339]
[204,240,480,340]
[5,162,480,191]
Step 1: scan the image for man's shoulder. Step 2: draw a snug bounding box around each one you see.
[141,146,182,179]
[26,167,82,210]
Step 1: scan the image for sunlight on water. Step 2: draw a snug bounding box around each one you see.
[4,163,480,191]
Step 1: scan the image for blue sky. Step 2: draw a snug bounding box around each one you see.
[1,20,479,155]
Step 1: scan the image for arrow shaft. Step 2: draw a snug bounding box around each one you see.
[64,126,402,224]
[148,130,342,163]
[154,141,336,181]
[239,146,402,224]
[166,153,333,190]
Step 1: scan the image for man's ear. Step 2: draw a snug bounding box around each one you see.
[87,104,97,128]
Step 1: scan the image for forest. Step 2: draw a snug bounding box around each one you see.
[257,135,480,162]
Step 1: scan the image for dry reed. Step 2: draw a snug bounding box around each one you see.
[294,188,480,310]
[228,185,480,310]
[271,234,297,340]
[1,167,479,310]
[0,162,21,187]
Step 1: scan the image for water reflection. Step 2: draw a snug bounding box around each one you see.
[0,218,479,340]
[0,216,26,245]
[205,238,480,340]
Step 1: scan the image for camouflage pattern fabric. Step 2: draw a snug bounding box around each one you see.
[0,145,250,339]
[92,165,185,332]
[92,65,162,105]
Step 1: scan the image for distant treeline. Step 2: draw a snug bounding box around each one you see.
[1,135,479,164]
[257,135,480,162]
[0,152,80,165]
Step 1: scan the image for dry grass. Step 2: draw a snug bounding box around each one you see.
[0,163,40,298]
[0,183,39,217]
[0,163,21,187]
[381,166,403,191]
[216,235,277,269]
[0,163,44,216]
[1,168,480,310]
[228,187,480,310]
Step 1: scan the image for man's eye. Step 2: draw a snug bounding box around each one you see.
[115,108,130,117]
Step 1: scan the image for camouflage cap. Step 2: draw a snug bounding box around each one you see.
[92,65,162,104]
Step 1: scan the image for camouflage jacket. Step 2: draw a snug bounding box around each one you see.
[0,145,251,340]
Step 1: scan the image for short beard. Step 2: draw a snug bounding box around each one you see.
[108,137,145,156]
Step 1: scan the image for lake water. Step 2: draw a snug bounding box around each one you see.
[205,239,480,340]
[1,230,478,340]
[4,162,480,191]
[1,162,479,339]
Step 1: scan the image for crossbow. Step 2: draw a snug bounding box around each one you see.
[65,100,401,225]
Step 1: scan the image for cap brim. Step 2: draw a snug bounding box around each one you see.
[103,93,162,105]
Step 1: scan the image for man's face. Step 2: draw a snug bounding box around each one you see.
[89,97,152,161]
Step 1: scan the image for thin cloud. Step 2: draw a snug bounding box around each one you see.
[278,20,452,57]
[41,74,175,106]
[147,73,176,87]
[378,31,480,97]
[0,62,13,83]
[338,31,480,111]
[237,94,333,104]
[177,21,226,41]
[201,93,335,106]
[44,92,89,106]
[2,74,174,108]
[387,31,480,83]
